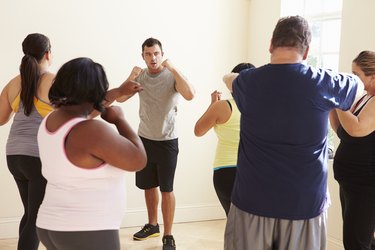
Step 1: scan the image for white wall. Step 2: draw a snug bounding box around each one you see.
[0,0,251,238]
[247,0,281,67]
[339,0,375,72]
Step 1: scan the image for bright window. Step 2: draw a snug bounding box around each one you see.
[281,0,343,70]
[280,0,343,157]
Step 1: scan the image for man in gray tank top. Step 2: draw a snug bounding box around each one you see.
[117,38,195,250]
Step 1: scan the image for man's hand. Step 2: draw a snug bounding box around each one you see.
[161,59,174,71]
[127,66,143,81]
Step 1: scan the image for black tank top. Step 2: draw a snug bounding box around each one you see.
[333,96,375,186]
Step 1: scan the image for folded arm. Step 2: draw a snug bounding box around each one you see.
[336,98,375,137]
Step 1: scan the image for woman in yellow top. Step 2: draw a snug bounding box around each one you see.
[194,63,255,216]
[0,33,54,250]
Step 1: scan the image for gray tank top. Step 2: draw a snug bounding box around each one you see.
[137,68,180,141]
[6,102,43,157]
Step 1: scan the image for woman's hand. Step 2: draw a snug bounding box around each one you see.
[211,90,221,105]
[101,106,124,125]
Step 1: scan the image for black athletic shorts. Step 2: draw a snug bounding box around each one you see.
[136,137,179,192]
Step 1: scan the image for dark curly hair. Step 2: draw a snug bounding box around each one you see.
[49,57,109,112]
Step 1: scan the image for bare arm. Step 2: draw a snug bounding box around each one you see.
[1,74,54,125]
[0,84,13,125]
[68,106,146,171]
[329,110,340,134]
[336,98,375,137]
[222,73,239,92]
[88,79,143,119]
[98,106,146,171]
[194,91,231,137]
[162,59,195,101]
[107,80,143,104]
[116,66,144,103]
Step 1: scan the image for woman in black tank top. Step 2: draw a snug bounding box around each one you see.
[329,50,375,250]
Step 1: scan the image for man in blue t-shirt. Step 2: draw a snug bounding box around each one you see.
[223,16,362,250]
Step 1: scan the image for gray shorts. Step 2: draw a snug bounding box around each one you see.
[224,204,327,250]
[37,228,120,250]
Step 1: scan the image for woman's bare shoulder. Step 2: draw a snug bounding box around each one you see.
[40,72,55,85]
[5,75,21,100]
[7,75,21,87]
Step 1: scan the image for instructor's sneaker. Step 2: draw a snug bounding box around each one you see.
[133,223,160,240]
[162,235,176,250]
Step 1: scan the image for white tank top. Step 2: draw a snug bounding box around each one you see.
[36,115,126,231]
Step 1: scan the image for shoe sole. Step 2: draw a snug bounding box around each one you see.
[133,232,160,241]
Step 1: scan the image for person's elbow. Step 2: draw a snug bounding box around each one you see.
[194,124,206,137]
[0,113,12,126]
[194,129,203,137]
[345,126,370,137]
[185,92,195,101]
[127,152,147,172]
[182,88,195,101]
[0,118,8,126]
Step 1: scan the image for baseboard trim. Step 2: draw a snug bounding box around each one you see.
[0,210,345,249]
[327,236,344,250]
[0,217,19,239]
[0,204,225,239]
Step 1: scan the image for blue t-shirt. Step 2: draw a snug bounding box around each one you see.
[232,63,358,220]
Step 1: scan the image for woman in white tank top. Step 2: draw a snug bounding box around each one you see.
[36,57,147,250]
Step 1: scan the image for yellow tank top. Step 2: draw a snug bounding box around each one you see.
[213,99,240,169]
[11,94,53,117]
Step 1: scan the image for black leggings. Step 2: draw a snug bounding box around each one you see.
[7,155,47,250]
[213,167,237,216]
[339,182,375,250]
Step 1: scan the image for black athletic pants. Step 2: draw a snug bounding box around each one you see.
[7,155,47,250]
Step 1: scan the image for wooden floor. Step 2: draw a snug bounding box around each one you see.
[0,219,226,250]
